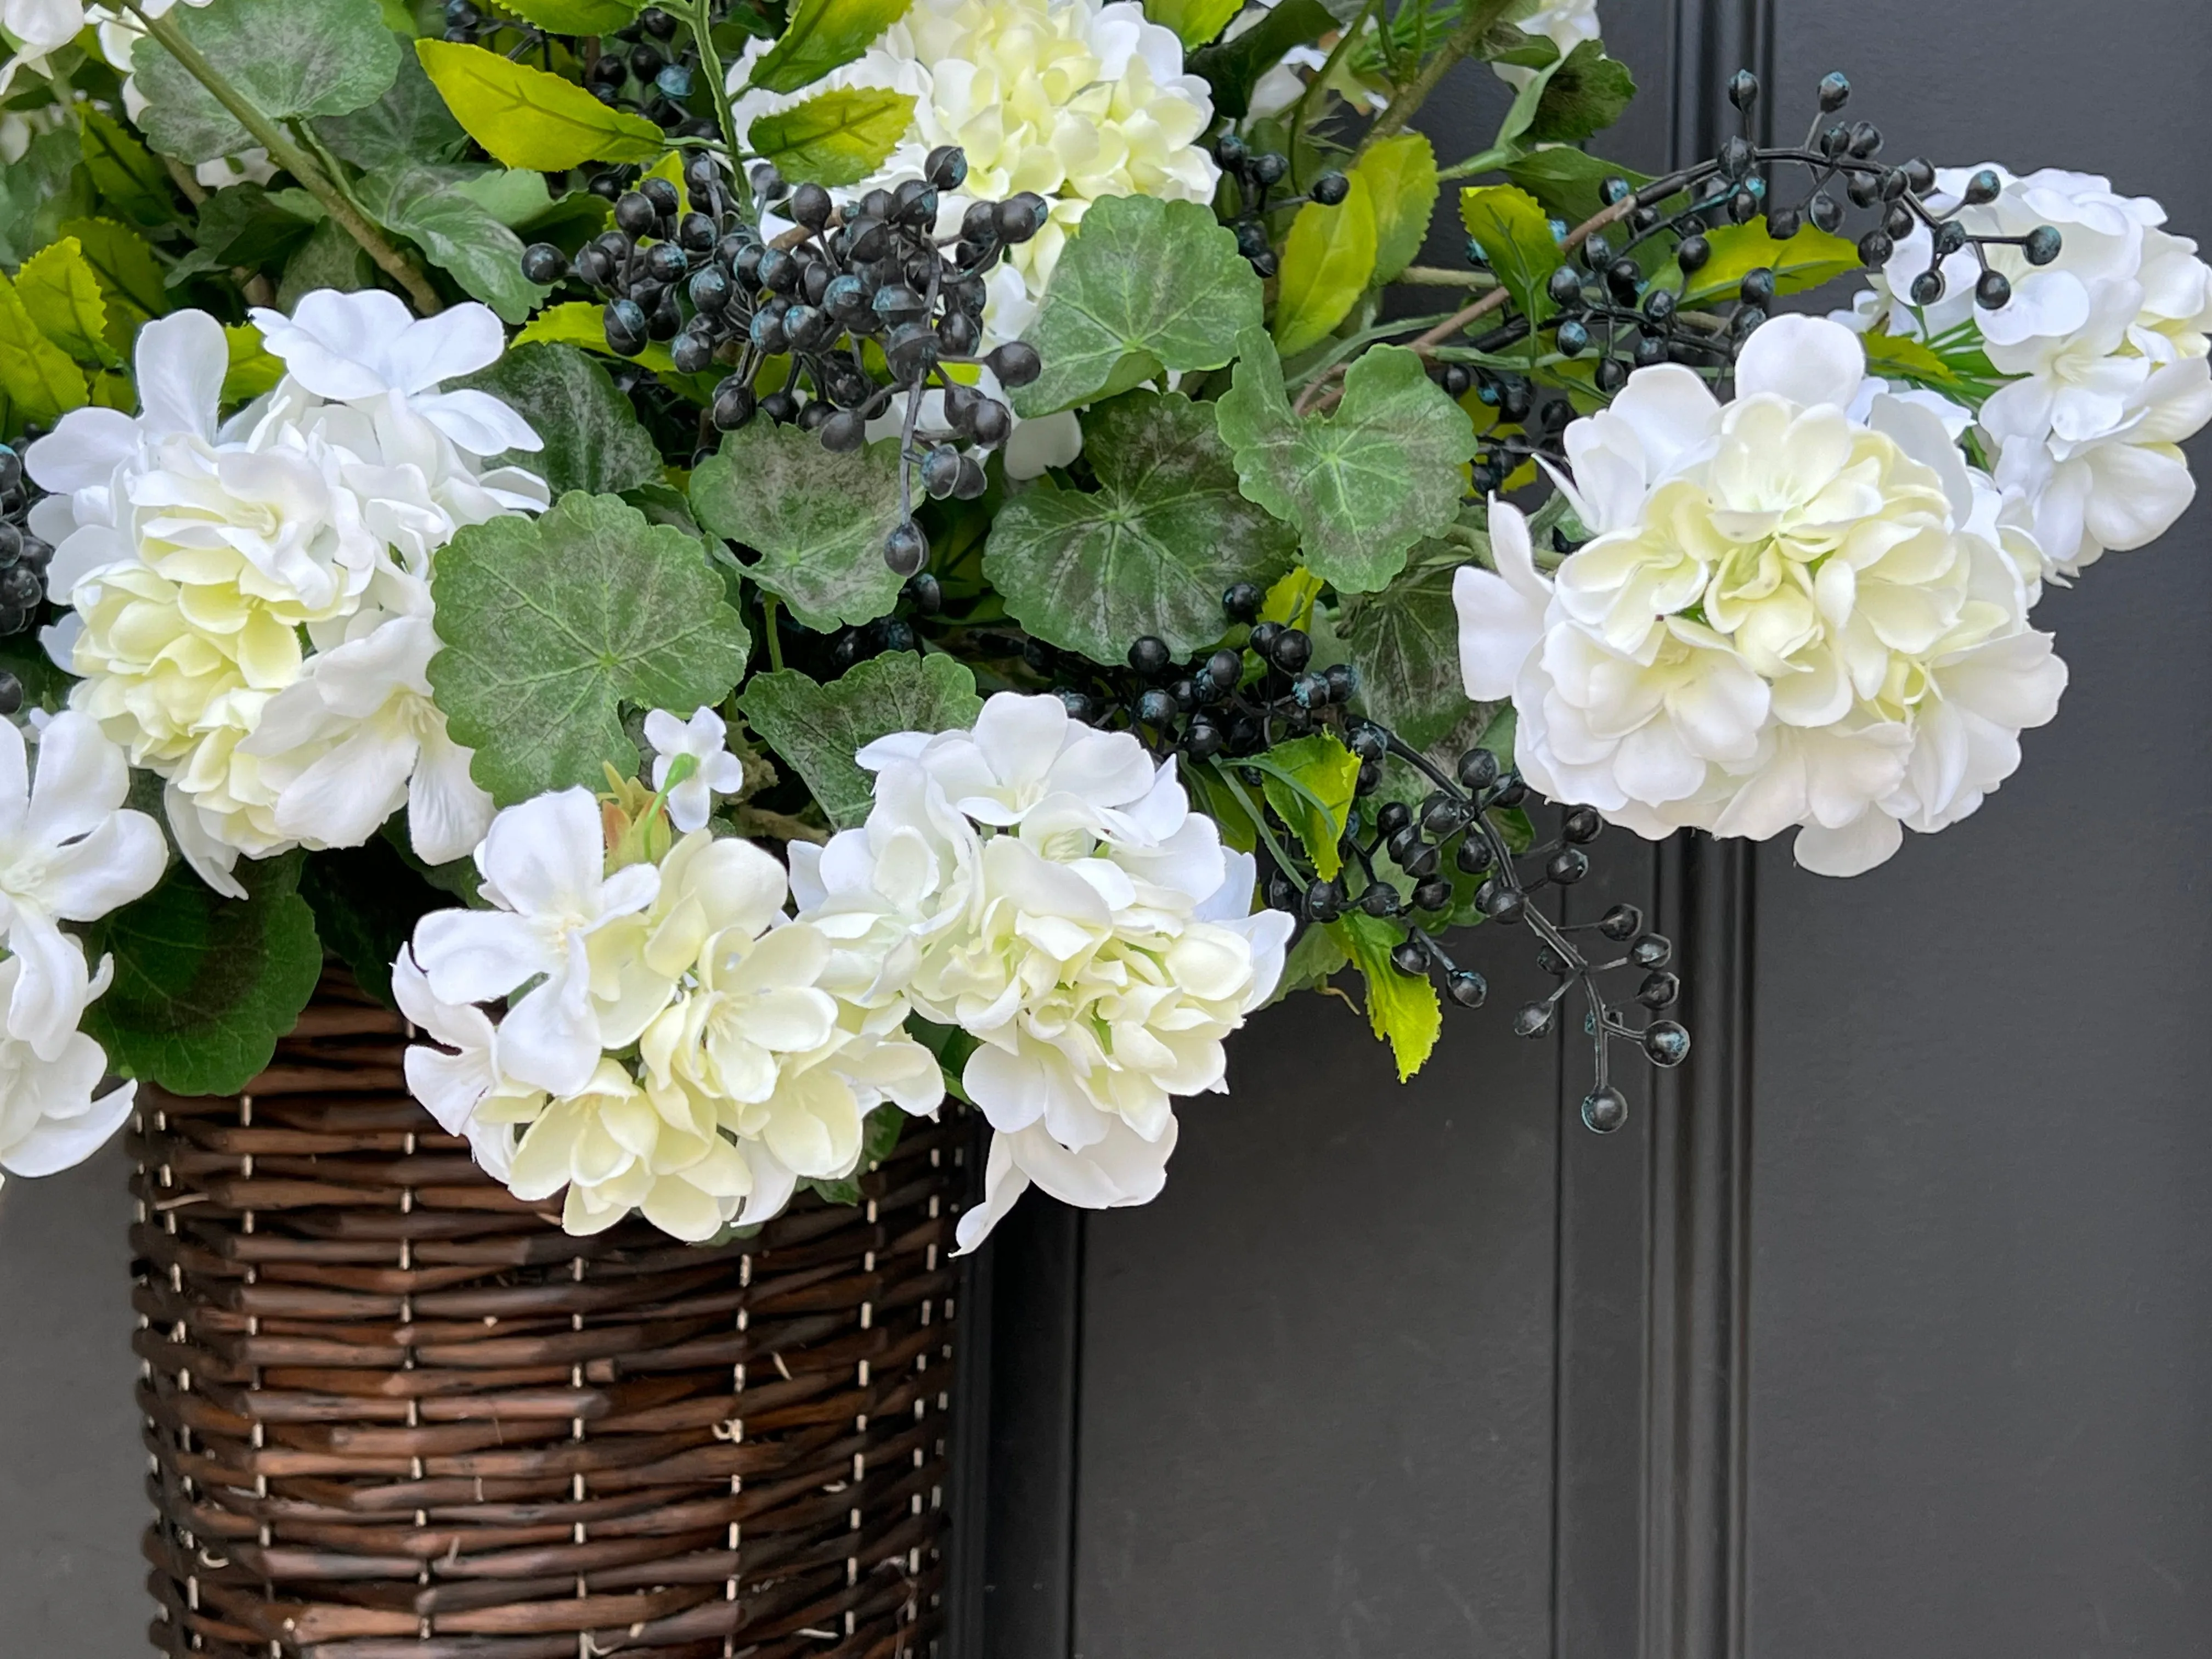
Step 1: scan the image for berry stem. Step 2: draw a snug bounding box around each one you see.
[130,4,444,315]
[1289,0,1378,179]
[1359,0,1516,156]
[674,0,756,222]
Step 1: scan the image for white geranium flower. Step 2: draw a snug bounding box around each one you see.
[0,958,136,1189]
[798,692,1291,1250]
[409,787,661,1096]
[642,706,747,833]
[730,0,1218,315]
[392,953,538,1182]
[0,712,166,1058]
[1455,316,2067,876]
[248,290,544,458]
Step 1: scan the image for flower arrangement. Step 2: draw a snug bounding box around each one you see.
[0,0,2197,1246]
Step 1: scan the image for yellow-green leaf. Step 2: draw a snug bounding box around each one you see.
[59,218,170,353]
[1353,132,1437,285]
[1460,182,1560,325]
[1260,566,1322,628]
[515,299,679,374]
[18,239,120,369]
[223,323,285,404]
[1255,732,1361,880]
[91,371,135,410]
[1860,328,1964,389]
[1330,911,1442,1081]
[0,274,88,424]
[76,105,176,229]
[747,0,913,95]
[499,0,640,30]
[416,39,665,171]
[1142,0,1243,48]
[1660,216,1861,308]
[1273,172,1376,357]
[749,88,917,187]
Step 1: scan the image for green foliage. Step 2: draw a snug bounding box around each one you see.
[318,48,467,168]
[355,162,550,321]
[222,323,285,403]
[1328,910,1441,1081]
[748,89,917,185]
[689,420,907,631]
[1142,0,1244,48]
[1526,39,1636,143]
[60,219,169,346]
[746,0,915,94]
[1505,148,1647,232]
[279,218,376,306]
[0,120,87,269]
[1659,217,1862,307]
[1273,174,1376,358]
[429,491,752,804]
[1460,182,1561,328]
[80,853,325,1097]
[19,239,121,370]
[1251,732,1360,880]
[500,0,641,29]
[981,390,1295,663]
[298,839,448,1007]
[515,300,679,374]
[1215,330,1475,594]
[1265,917,1350,1007]
[1186,0,1331,117]
[739,652,984,830]
[1352,133,1439,286]
[137,0,402,163]
[456,342,663,496]
[1340,541,1468,751]
[416,38,665,169]
[1012,193,1263,417]
[0,269,88,425]
[76,107,174,230]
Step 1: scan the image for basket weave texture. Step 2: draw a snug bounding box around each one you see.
[129,969,969,1658]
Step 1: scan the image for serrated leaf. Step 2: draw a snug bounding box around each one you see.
[196,183,324,270]
[514,299,679,374]
[18,239,119,369]
[501,0,641,30]
[1215,330,1475,594]
[1657,217,1861,308]
[982,388,1294,663]
[1186,0,1330,118]
[1012,193,1263,417]
[76,106,174,229]
[747,0,912,94]
[0,122,86,269]
[1341,542,1468,749]
[1273,173,1376,357]
[222,323,285,404]
[689,421,906,631]
[417,38,666,170]
[0,271,88,425]
[356,161,550,323]
[429,490,752,804]
[1253,732,1359,879]
[318,47,467,169]
[298,839,446,1008]
[1526,38,1635,144]
[455,341,658,496]
[1460,182,1560,326]
[1328,910,1441,1081]
[80,853,325,1097]
[738,652,982,830]
[1352,132,1438,286]
[749,88,917,187]
[1505,146,1647,230]
[1860,327,1971,391]
[1143,0,1243,49]
[58,217,170,351]
[137,0,402,164]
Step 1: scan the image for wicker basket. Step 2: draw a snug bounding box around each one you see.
[127,968,969,1658]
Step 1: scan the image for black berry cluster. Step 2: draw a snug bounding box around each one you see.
[0,444,52,647]
[522,144,1047,575]
[1215,133,1348,279]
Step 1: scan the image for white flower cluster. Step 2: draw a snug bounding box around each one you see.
[1457,315,2068,877]
[1846,164,2212,577]
[0,0,207,95]
[793,693,1293,1250]
[30,292,548,895]
[0,712,166,1188]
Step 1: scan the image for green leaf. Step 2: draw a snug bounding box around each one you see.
[1254,732,1359,879]
[137,0,403,164]
[195,183,324,269]
[1143,0,1243,50]
[1505,146,1647,230]
[1012,193,1263,417]
[1328,910,1441,1081]
[500,0,641,30]
[1459,182,1560,326]
[1657,216,1862,307]
[452,168,555,228]
[1526,38,1635,143]
[416,38,666,170]
[76,106,175,229]
[80,853,325,1098]
[58,218,170,349]
[1273,173,1376,358]
[0,634,75,715]
[1215,330,1475,594]
[1186,0,1330,118]
[1263,916,1350,1007]
[298,839,447,1008]
[222,322,285,404]
[0,271,88,425]
[1340,541,1467,751]
[278,217,375,307]
[747,0,913,94]
[738,652,983,830]
[355,161,550,323]
[0,122,88,269]
[1860,328,1970,391]
[18,239,120,369]
[689,420,906,631]
[981,388,1295,663]
[748,88,917,187]
[514,298,675,375]
[429,490,752,804]
[318,47,467,169]
[454,341,659,497]
[1352,132,1438,286]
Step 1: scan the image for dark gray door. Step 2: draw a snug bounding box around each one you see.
[954,3,2212,1656]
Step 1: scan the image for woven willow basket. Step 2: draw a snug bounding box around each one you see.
[127,968,969,1658]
